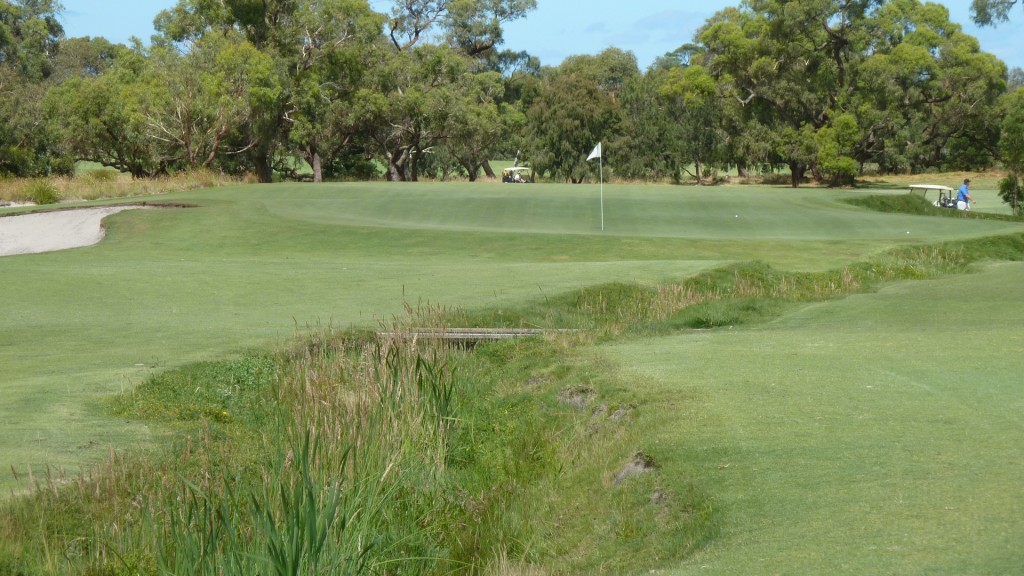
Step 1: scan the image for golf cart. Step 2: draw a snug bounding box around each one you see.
[909,184,958,209]
[502,166,532,183]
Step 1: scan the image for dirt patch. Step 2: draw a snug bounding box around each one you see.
[558,385,596,410]
[610,405,635,421]
[524,374,549,388]
[613,451,658,486]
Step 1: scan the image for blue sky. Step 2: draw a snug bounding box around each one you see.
[59,0,1024,71]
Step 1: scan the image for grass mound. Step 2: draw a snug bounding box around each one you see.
[846,192,1024,222]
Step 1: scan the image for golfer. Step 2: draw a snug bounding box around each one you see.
[957,178,975,210]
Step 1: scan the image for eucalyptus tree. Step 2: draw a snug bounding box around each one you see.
[360,0,536,181]
[1008,67,1024,91]
[525,71,622,183]
[154,0,383,182]
[0,0,63,80]
[442,70,521,180]
[382,0,536,57]
[44,47,168,177]
[697,0,1006,184]
[27,37,133,176]
[283,1,382,181]
[697,0,880,185]
[814,112,860,185]
[557,48,640,102]
[50,36,123,82]
[997,88,1024,214]
[657,63,729,183]
[616,59,729,184]
[520,48,635,182]
[0,0,65,175]
[354,42,471,181]
[971,0,1020,25]
[141,33,281,171]
[857,0,1006,172]
[474,48,540,174]
[614,71,681,182]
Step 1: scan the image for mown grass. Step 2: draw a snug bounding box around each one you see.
[3,217,1022,573]
[608,261,1024,575]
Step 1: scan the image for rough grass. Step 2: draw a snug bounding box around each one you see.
[0,309,719,575]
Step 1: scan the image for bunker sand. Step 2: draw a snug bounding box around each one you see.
[0,206,147,256]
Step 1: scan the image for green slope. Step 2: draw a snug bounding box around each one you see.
[602,262,1024,575]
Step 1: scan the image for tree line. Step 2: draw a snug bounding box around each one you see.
[1,0,1024,200]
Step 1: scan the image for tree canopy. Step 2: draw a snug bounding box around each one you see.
[2,0,1021,203]
[971,0,1021,25]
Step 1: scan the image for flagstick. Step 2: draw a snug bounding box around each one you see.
[599,155,604,231]
[587,142,604,231]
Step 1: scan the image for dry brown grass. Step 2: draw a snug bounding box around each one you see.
[0,169,254,204]
[858,169,1007,189]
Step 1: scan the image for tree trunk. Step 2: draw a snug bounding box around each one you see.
[409,147,421,182]
[482,159,496,179]
[311,151,323,183]
[387,147,409,181]
[255,152,274,183]
[460,158,478,181]
[789,162,805,188]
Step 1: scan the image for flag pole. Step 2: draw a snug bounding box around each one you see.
[587,142,604,231]
[599,154,604,231]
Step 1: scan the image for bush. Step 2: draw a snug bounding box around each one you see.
[82,168,120,183]
[998,173,1023,216]
[25,180,60,205]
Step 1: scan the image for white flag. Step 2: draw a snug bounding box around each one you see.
[587,142,601,161]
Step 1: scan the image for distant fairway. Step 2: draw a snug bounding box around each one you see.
[1,181,1021,501]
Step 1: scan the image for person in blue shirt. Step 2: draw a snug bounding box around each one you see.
[957,178,975,210]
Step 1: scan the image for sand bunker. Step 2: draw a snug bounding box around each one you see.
[0,206,147,257]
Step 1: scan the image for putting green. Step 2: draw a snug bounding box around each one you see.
[0,182,1019,496]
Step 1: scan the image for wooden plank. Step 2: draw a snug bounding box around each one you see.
[378,328,575,343]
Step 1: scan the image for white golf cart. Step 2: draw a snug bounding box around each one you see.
[502,166,532,183]
[909,184,961,209]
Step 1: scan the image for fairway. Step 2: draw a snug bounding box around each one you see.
[602,261,1024,574]
[1,181,1021,502]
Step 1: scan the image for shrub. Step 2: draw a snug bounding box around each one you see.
[998,173,1023,216]
[82,168,120,183]
[25,180,60,205]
